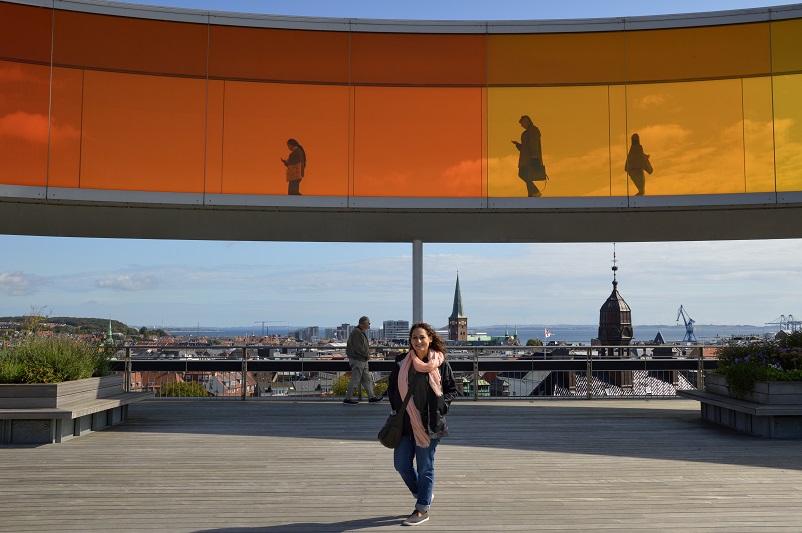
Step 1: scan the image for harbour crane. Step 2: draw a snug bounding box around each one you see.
[766,315,802,332]
[254,321,283,337]
[676,305,697,343]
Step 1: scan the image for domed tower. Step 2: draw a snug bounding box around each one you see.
[448,273,468,342]
[598,247,633,352]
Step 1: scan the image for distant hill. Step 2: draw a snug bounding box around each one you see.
[0,316,132,334]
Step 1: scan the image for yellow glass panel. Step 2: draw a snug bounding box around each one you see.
[488,32,626,86]
[742,77,775,193]
[80,71,206,192]
[220,82,349,196]
[771,18,802,74]
[48,66,84,188]
[53,10,207,76]
[353,86,482,197]
[488,86,612,197]
[0,2,52,64]
[773,74,802,193]
[625,79,745,196]
[0,60,50,187]
[350,33,486,86]
[209,26,349,84]
[608,85,629,197]
[626,23,771,82]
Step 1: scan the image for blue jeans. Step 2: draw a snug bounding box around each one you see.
[394,434,439,512]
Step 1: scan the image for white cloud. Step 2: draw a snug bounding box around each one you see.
[0,271,45,296]
[96,274,158,291]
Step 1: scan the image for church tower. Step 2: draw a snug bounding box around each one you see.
[597,247,633,353]
[448,273,468,342]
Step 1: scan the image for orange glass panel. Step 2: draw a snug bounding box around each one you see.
[488,32,626,86]
[79,70,206,192]
[773,74,802,193]
[742,76,775,193]
[625,79,745,196]
[209,26,349,84]
[488,86,612,197]
[626,23,771,82]
[0,60,50,187]
[48,66,84,188]
[350,33,485,86]
[771,18,802,74]
[220,81,349,196]
[353,86,482,197]
[608,85,629,197]
[205,79,225,195]
[0,2,51,64]
[53,10,207,76]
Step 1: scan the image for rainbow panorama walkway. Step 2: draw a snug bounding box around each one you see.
[2,399,801,532]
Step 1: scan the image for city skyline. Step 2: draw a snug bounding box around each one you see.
[2,1,799,329]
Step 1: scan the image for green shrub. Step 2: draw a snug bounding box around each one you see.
[716,331,802,398]
[158,381,209,397]
[0,337,111,384]
[332,374,388,397]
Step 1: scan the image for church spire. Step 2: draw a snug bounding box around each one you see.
[450,272,466,319]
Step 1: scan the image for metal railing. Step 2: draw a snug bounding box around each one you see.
[111,343,717,400]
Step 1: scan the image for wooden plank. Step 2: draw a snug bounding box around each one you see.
[1,399,801,532]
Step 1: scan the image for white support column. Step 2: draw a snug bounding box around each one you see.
[412,240,423,324]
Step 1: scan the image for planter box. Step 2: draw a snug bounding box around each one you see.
[0,375,152,444]
[704,371,802,404]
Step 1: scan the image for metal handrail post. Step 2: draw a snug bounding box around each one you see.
[586,347,593,399]
[241,347,248,401]
[473,349,479,401]
[125,347,131,392]
[698,346,705,391]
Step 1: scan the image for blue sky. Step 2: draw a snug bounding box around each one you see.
[2,1,800,329]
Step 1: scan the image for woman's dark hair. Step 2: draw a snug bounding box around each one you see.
[287,138,307,164]
[631,133,640,145]
[409,322,447,355]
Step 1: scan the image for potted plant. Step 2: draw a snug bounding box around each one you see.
[0,336,112,384]
[711,331,802,400]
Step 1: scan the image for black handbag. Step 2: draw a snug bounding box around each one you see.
[378,371,420,449]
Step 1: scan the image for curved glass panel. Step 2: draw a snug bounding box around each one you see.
[79,70,207,192]
[771,18,802,74]
[0,2,51,64]
[350,33,485,86]
[0,60,50,187]
[488,32,626,86]
[625,79,747,196]
[352,86,483,197]
[488,86,613,197]
[48,66,84,188]
[209,26,349,84]
[625,23,771,82]
[216,81,349,196]
[774,73,802,193]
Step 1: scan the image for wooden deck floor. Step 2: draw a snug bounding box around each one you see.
[2,399,801,532]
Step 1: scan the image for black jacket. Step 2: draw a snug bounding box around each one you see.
[387,352,458,440]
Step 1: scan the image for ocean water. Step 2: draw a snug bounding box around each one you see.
[168,323,778,344]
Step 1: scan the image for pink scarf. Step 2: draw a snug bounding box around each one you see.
[397,350,444,448]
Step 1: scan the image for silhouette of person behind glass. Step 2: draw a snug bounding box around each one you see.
[625,133,652,196]
[281,138,306,195]
[512,115,545,197]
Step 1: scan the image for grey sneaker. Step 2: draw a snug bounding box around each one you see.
[342,398,359,405]
[402,511,429,526]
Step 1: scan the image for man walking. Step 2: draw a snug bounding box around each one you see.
[344,316,383,405]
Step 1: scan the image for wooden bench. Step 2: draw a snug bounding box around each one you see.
[677,389,802,438]
[0,374,152,444]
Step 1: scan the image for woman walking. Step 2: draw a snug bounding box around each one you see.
[281,138,306,195]
[624,133,652,196]
[387,322,458,526]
